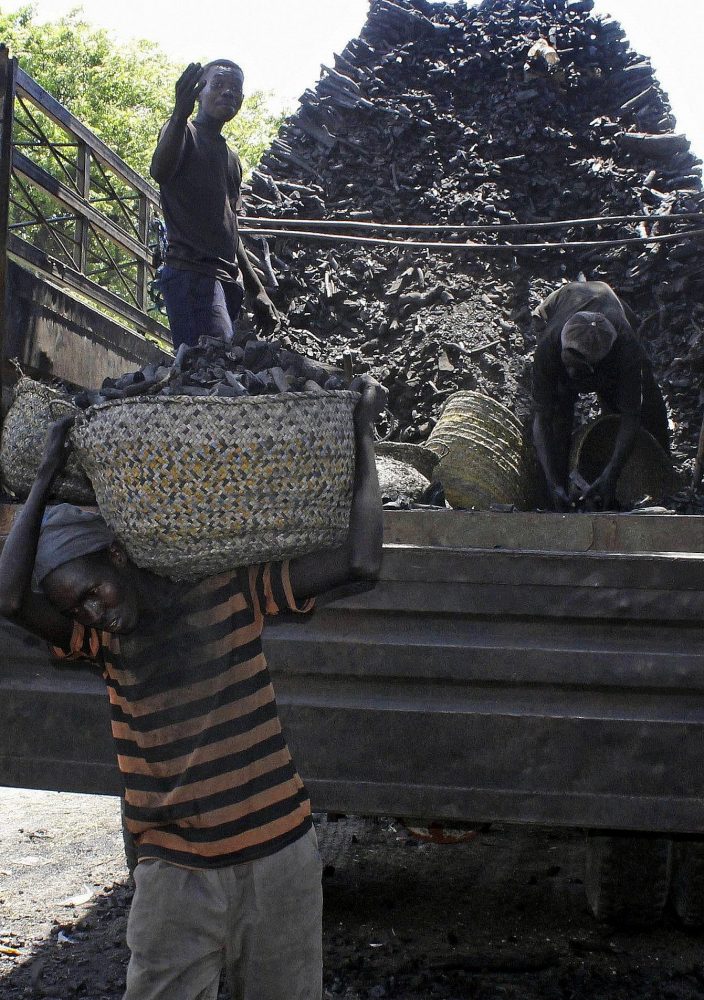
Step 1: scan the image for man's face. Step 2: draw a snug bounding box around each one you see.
[561,348,595,386]
[43,547,140,635]
[198,66,244,122]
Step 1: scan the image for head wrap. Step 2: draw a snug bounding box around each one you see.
[560,311,618,366]
[33,504,114,587]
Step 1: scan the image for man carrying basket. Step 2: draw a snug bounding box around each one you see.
[0,375,386,1000]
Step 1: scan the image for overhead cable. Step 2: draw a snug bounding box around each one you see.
[238,225,704,253]
[241,211,704,234]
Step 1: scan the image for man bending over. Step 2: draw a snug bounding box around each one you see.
[531,280,669,511]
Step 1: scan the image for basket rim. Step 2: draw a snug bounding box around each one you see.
[434,392,523,431]
[78,388,361,418]
[14,376,68,399]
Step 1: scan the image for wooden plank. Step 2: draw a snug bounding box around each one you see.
[281,705,704,831]
[15,68,158,203]
[333,580,704,621]
[3,541,704,829]
[300,779,704,834]
[13,150,150,262]
[2,505,699,556]
[378,545,704,590]
[0,757,121,796]
[383,509,704,555]
[0,51,16,432]
[2,623,704,828]
[282,707,704,798]
[8,237,171,342]
[265,613,704,688]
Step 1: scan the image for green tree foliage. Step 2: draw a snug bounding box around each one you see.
[0,5,284,326]
[0,4,284,179]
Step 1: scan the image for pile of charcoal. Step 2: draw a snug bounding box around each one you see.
[70,337,350,408]
[241,0,704,464]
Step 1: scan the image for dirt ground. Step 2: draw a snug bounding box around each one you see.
[1,789,704,1000]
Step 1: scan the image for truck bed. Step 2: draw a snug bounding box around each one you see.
[1,507,703,835]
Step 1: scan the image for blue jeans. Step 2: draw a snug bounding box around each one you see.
[159,266,245,348]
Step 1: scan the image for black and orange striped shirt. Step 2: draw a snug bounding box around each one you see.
[52,562,314,869]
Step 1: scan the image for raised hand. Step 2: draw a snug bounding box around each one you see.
[174,63,205,121]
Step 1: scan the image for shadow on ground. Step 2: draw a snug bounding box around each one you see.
[1,797,704,1000]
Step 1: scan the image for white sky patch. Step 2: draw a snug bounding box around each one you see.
[591,0,703,158]
[1,0,701,157]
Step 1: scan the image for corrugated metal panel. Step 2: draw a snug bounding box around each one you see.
[1,511,703,833]
[0,620,116,794]
[265,547,704,832]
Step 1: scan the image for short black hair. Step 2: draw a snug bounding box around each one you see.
[202,59,244,79]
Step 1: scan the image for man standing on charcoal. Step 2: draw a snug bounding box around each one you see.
[0,375,386,1000]
[531,280,670,512]
[151,60,279,348]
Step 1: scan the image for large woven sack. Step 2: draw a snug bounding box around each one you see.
[71,392,358,580]
[425,391,528,510]
[0,377,94,503]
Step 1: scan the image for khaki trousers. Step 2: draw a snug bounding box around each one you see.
[123,827,323,1000]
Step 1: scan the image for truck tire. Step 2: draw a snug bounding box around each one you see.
[313,814,375,869]
[584,831,672,926]
[670,840,704,929]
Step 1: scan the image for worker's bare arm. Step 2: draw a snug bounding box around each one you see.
[150,63,204,183]
[582,412,639,509]
[289,376,386,600]
[0,417,75,646]
[532,411,571,511]
[236,239,281,336]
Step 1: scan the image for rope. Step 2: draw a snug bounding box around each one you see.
[238,225,704,253]
[242,211,704,233]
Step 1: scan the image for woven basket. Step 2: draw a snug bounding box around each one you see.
[71,392,358,580]
[570,416,679,507]
[0,377,95,503]
[375,441,439,482]
[376,455,430,503]
[425,391,528,510]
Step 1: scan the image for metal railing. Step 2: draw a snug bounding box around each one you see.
[0,46,169,348]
